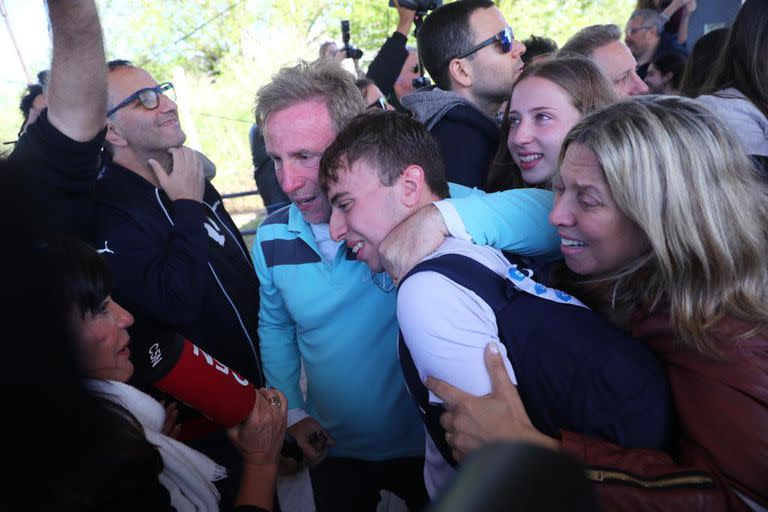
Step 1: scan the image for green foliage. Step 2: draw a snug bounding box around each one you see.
[3,0,636,213]
[497,0,635,45]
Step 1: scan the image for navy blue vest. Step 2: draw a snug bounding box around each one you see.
[398,254,673,468]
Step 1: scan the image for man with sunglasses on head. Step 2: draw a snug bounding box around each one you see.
[401,0,525,191]
[89,60,264,507]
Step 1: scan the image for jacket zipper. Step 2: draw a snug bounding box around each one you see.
[587,469,714,488]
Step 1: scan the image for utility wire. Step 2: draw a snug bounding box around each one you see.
[138,0,247,66]
[0,0,32,83]
[198,112,253,124]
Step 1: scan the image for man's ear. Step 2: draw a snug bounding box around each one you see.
[399,165,426,208]
[662,71,674,86]
[105,121,128,148]
[447,58,473,89]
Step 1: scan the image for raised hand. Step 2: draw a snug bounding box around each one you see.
[427,342,559,461]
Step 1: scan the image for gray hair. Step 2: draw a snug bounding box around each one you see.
[254,59,364,135]
[559,24,622,59]
[630,9,665,34]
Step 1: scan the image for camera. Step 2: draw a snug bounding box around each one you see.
[388,0,443,16]
[340,20,364,60]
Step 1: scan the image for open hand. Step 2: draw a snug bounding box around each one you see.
[426,342,559,461]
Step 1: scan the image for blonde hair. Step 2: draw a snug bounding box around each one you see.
[254,59,364,135]
[561,95,768,354]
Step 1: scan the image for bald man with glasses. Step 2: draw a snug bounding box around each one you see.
[401,0,525,191]
[91,60,265,507]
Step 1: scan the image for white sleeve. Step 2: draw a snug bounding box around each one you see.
[287,408,309,427]
[433,199,473,242]
[397,270,517,405]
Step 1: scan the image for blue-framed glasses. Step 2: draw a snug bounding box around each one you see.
[107,82,175,117]
[445,26,515,68]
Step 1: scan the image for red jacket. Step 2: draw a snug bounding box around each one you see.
[561,313,768,511]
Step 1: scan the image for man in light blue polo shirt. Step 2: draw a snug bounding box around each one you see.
[252,59,558,510]
[252,60,427,511]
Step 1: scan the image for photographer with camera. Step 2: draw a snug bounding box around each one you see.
[401,0,525,190]
[366,1,440,113]
[317,22,365,79]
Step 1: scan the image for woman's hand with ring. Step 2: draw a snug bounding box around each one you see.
[228,388,288,466]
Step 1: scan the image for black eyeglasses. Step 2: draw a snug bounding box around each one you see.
[445,26,515,68]
[366,96,389,110]
[107,82,175,117]
[625,26,654,36]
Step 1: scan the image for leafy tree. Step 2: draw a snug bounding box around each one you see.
[2,0,637,212]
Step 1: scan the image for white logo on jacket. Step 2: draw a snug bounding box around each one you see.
[96,241,115,254]
[204,217,225,246]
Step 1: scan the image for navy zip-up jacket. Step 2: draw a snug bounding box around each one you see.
[93,161,263,386]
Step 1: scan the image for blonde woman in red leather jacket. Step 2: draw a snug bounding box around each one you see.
[426,96,768,511]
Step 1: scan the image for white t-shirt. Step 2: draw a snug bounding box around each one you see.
[397,236,518,497]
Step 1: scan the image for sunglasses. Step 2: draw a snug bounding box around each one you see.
[444,26,515,69]
[366,96,389,111]
[107,82,176,117]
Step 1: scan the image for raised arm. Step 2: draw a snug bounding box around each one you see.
[675,0,696,45]
[659,0,696,45]
[380,187,560,282]
[365,5,415,96]
[45,0,107,142]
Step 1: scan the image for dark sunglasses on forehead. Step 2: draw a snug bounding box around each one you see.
[444,26,515,69]
[107,82,175,117]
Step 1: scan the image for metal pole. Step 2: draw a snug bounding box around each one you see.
[0,0,33,84]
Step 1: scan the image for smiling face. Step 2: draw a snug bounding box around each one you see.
[507,76,582,186]
[264,99,337,224]
[107,66,186,155]
[327,158,405,272]
[549,143,649,275]
[74,296,135,382]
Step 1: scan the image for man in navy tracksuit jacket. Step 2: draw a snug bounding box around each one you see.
[91,61,262,507]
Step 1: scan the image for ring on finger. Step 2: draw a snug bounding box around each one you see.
[267,395,281,408]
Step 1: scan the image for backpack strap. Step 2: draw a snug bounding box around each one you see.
[398,253,512,468]
[400,253,512,312]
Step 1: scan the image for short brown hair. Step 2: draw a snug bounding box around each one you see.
[319,111,449,199]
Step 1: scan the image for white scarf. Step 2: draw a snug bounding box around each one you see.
[86,380,226,512]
